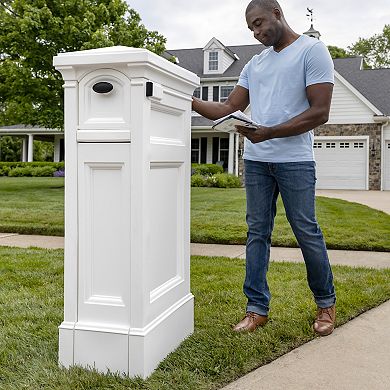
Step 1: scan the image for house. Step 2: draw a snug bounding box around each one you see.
[0,125,64,162]
[167,33,390,191]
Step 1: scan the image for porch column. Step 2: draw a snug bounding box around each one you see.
[27,134,34,162]
[228,131,234,174]
[234,133,239,176]
[21,136,28,162]
[54,135,61,162]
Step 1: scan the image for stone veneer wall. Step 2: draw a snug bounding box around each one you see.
[237,123,382,190]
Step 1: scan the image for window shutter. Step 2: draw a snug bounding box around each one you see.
[213,86,219,102]
[202,86,208,101]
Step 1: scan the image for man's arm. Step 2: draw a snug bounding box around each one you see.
[192,85,250,120]
[237,83,333,142]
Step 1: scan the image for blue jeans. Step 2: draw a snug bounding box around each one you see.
[244,159,336,316]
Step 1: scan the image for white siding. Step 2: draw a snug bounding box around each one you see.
[222,51,235,73]
[328,77,376,124]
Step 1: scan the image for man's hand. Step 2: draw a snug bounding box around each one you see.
[235,125,272,143]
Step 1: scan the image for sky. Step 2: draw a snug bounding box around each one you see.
[126,0,389,50]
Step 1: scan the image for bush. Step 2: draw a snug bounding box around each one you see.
[0,162,64,177]
[0,166,10,176]
[212,173,242,188]
[53,169,65,177]
[192,163,224,176]
[8,167,34,177]
[191,172,242,188]
[191,174,207,187]
[31,166,57,177]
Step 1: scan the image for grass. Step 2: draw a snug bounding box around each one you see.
[191,187,390,251]
[0,178,389,251]
[1,246,390,389]
[0,177,64,236]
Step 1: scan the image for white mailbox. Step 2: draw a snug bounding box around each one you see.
[53,46,199,378]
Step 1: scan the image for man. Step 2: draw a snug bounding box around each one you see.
[192,0,336,336]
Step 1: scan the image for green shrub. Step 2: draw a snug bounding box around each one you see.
[0,162,64,177]
[212,173,242,188]
[191,173,242,188]
[191,174,207,187]
[0,166,10,176]
[192,163,224,176]
[8,167,34,177]
[31,166,57,177]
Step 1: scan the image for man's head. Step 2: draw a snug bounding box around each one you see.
[245,0,286,47]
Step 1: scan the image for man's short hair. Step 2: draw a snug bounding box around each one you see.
[246,0,283,15]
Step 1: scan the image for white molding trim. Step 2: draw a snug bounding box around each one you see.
[314,135,369,141]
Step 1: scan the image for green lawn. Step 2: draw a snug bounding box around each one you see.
[191,187,390,251]
[0,177,64,236]
[0,178,389,251]
[0,246,389,389]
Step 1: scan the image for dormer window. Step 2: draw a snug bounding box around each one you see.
[209,52,218,71]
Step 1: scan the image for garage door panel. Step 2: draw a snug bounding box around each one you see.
[314,138,367,190]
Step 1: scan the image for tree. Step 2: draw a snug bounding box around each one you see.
[0,0,166,129]
[0,136,22,161]
[348,24,390,69]
[327,45,349,59]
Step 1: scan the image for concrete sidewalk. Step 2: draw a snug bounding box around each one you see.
[222,300,390,390]
[2,234,390,269]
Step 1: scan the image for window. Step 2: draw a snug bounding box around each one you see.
[209,51,218,71]
[354,142,364,149]
[191,139,200,163]
[193,87,201,99]
[220,86,234,102]
[326,142,336,148]
[219,138,229,169]
[340,142,350,148]
[313,142,322,149]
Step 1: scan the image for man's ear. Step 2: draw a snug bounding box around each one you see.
[273,8,282,20]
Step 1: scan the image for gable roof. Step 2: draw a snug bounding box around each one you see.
[334,58,390,115]
[167,42,390,116]
[166,44,266,79]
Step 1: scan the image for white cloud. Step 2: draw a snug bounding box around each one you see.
[127,0,389,50]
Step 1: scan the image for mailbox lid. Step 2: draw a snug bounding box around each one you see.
[53,46,199,87]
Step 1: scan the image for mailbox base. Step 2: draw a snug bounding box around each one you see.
[58,294,194,378]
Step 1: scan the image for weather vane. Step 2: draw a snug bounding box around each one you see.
[306,7,314,24]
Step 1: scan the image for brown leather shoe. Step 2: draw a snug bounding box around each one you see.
[233,312,268,332]
[313,305,336,336]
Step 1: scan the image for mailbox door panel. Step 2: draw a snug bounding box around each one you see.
[77,143,131,328]
[78,69,131,142]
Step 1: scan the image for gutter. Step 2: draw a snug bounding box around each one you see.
[373,115,390,123]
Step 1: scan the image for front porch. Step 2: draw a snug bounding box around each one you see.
[0,125,64,162]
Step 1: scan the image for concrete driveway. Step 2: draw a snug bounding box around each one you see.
[316,190,390,214]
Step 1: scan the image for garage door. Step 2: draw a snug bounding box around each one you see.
[313,138,368,190]
[384,141,390,190]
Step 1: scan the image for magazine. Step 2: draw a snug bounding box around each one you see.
[212,111,259,133]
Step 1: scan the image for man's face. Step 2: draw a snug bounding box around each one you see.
[246,5,282,47]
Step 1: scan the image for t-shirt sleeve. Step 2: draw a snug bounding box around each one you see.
[305,42,334,87]
[237,61,250,90]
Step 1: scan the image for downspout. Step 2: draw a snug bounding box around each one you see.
[374,116,390,191]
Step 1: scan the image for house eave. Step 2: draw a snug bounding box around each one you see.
[200,76,239,82]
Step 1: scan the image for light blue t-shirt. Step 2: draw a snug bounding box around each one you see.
[237,35,334,162]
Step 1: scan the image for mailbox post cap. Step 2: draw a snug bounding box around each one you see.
[53,45,200,86]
